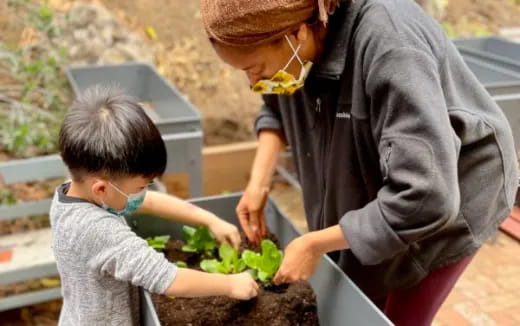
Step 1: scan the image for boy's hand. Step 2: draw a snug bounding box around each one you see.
[227,272,259,300]
[207,216,241,249]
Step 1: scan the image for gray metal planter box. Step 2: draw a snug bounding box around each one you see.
[0,189,60,311]
[128,194,393,326]
[460,54,520,96]
[454,37,520,96]
[495,94,520,150]
[455,37,520,63]
[65,63,203,196]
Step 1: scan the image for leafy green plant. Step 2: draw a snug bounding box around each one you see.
[0,189,17,206]
[242,240,283,284]
[175,261,187,268]
[146,235,170,251]
[200,243,246,274]
[1,1,70,158]
[441,22,456,39]
[181,226,216,255]
[146,235,187,267]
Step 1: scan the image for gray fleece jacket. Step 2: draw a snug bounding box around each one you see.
[256,0,517,298]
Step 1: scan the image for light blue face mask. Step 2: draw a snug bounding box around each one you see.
[102,182,147,216]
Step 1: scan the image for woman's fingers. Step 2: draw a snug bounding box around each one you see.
[249,210,262,245]
[237,211,255,243]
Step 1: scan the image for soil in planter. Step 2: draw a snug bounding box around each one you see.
[151,236,319,326]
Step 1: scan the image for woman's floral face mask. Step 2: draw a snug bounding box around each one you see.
[251,35,313,96]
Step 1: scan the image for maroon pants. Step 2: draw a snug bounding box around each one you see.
[373,254,475,326]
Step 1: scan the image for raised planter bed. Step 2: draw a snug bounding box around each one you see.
[128,194,393,326]
[453,37,520,96]
[460,54,520,96]
[494,94,520,150]
[455,37,520,63]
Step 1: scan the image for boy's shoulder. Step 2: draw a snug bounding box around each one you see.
[50,183,129,256]
[51,182,95,218]
[50,182,123,235]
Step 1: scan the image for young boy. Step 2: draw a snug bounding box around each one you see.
[50,85,258,325]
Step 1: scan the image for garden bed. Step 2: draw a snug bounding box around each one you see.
[151,236,319,326]
[131,194,392,326]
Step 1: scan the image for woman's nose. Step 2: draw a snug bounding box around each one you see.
[246,71,261,85]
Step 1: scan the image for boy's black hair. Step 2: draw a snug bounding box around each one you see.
[59,85,167,181]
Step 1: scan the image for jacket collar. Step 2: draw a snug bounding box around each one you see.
[311,0,366,80]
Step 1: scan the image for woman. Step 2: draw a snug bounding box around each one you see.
[200,0,517,325]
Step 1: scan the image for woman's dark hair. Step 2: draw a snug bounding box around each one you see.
[59,85,167,181]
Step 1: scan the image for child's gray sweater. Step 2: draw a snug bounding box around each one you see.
[50,182,177,325]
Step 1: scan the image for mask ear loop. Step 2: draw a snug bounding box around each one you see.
[109,182,129,199]
[283,35,309,82]
[282,35,304,71]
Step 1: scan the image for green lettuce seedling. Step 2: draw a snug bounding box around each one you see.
[181,226,216,255]
[175,261,188,268]
[241,240,283,284]
[146,235,170,251]
[200,243,246,274]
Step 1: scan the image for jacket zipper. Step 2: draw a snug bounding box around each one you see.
[382,143,392,182]
[317,96,328,229]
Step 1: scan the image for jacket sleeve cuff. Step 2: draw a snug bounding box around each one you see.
[152,263,177,294]
[254,103,283,135]
[340,200,408,265]
[255,115,282,134]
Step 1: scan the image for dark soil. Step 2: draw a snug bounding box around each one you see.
[152,281,318,326]
[152,236,319,326]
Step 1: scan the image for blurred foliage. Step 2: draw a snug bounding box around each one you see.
[0,188,17,205]
[441,21,492,38]
[0,0,71,158]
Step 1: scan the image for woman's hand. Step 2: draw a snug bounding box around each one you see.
[236,185,269,245]
[273,233,321,285]
[273,225,350,284]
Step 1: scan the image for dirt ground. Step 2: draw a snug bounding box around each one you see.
[444,0,520,36]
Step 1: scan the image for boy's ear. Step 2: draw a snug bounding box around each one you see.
[91,179,108,199]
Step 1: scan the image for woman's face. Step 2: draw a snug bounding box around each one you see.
[213,24,321,86]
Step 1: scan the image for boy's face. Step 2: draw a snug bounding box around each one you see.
[91,175,153,211]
